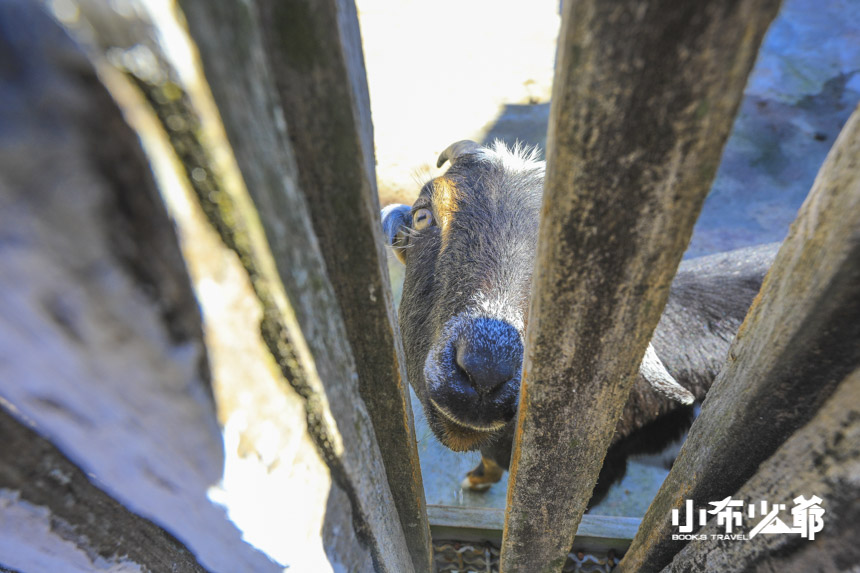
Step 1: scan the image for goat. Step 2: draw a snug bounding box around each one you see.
[381,140,777,504]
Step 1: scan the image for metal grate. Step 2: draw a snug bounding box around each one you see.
[433,540,619,573]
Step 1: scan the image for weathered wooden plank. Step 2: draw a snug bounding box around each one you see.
[68,6,369,567]
[173,1,415,571]
[500,1,781,571]
[428,505,639,552]
[0,3,277,571]
[62,1,382,565]
[0,405,207,573]
[253,2,431,569]
[660,366,860,572]
[618,104,860,572]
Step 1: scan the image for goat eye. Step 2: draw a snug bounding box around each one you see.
[412,207,433,231]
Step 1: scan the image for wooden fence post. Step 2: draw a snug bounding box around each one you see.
[251,2,432,569]
[0,409,207,572]
[661,367,860,572]
[618,104,860,573]
[500,1,781,571]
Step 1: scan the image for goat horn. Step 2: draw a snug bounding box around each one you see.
[639,344,695,405]
[437,140,483,168]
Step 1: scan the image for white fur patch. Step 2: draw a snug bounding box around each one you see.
[471,291,525,333]
[460,477,493,491]
[474,139,545,174]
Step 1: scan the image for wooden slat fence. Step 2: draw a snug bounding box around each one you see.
[661,366,860,572]
[242,1,432,568]
[1,0,857,572]
[2,0,426,571]
[0,3,275,570]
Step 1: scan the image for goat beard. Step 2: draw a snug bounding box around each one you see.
[429,404,497,452]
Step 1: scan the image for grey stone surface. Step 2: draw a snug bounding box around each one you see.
[689,0,860,257]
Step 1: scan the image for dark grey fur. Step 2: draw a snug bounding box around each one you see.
[383,141,777,503]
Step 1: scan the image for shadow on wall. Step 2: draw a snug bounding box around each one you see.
[480,102,550,153]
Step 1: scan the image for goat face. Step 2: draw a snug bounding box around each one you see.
[382,141,544,452]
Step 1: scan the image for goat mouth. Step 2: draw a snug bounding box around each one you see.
[428,399,502,452]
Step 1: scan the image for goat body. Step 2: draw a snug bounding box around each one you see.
[382,140,776,500]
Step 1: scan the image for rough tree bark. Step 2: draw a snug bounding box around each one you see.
[500,1,781,571]
[618,104,860,572]
[660,367,860,573]
[0,2,276,571]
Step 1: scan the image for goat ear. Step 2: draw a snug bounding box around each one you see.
[640,343,695,405]
[381,204,412,264]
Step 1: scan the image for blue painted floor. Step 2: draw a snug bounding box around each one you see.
[410,386,674,516]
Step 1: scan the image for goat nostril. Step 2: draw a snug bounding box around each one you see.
[454,344,474,382]
[454,338,517,396]
[454,358,474,385]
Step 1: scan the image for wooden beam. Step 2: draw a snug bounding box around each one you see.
[0,406,207,573]
[661,366,860,572]
[253,2,431,569]
[500,1,781,571]
[428,505,639,553]
[0,3,276,570]
[174,1,415,570]
[66,0,428,567]
[618,104,860,572]
[65,0,400,565]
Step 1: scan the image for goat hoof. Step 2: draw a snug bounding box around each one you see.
[461,475,494,491]
[461,456,504,492]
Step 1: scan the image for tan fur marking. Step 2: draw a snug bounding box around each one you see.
[432,177,460,249]
[464,455,505,491]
